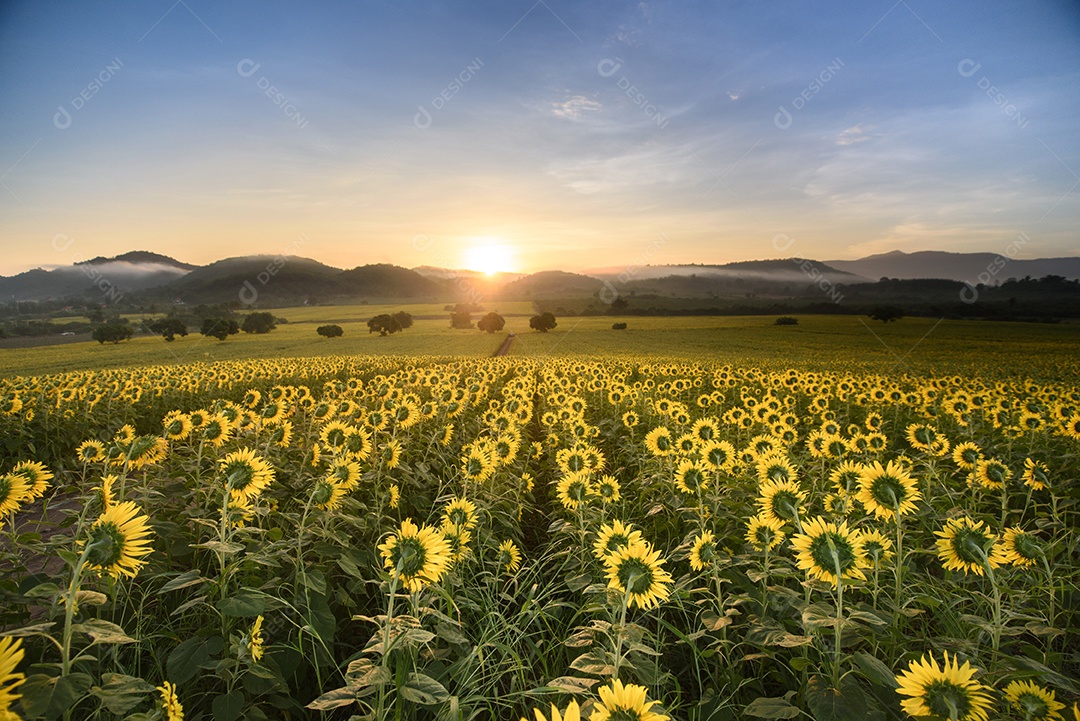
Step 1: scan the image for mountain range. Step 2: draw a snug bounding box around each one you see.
[2,249,1079,307]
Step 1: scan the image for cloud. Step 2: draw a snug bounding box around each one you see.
[552,95,602,120]
[836,124,872,146]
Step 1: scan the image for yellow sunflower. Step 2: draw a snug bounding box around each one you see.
[895,651,992,721]
[951,442,983,471]
[603,541,673,610]
[84,500,154,579]
[311,478,347,511]
[590,679,669,721]
[1022,458,1050,491]
[757,479,806,525]
[791,517,867,587]
[76,439,106,464]
[974,459,1010,490]
[855,528,894,566]
[1003,680,1065,721]
[219,449,275,504]
[1001,527,1042,569]
[689,530,718,571]
[0,473,30,516]
[595,475,621,503]
[248,615,265,663]
[556,472,594,511]
[593,520,644,561]
[699,440,736,472]
[442,523,472,564]
[327,459,361,491]
[521,700,580,721]
[378,518,451,593]
[855,460,921,521]
[0,636,25,716]
[746,514,786,551]
[643,427,673,457]
[674,459,710,495]
[157,680,183,721]
[935,517,1007,576]
[162,410,193,441]
[443,497,479,530]
[497,539,522,573]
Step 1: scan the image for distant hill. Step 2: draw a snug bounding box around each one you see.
[0,250,193,301]
[338,264,443,298]
[497,270,604,299]
[826,250,1080,283]
[159,256,344,305]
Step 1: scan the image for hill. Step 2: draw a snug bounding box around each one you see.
[826,249,1080,282]
[0,251,193,302]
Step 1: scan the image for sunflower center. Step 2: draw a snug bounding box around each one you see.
[809,533,855,574]
[870,476,904,507]
[1015,691,1050,718]
[952,528,990,565]
[393,537,427,577]
[618,558,654,595]
[771,491,799,521]
[606,710,644,721]
[225,463,255,492]
[924,680,974,719]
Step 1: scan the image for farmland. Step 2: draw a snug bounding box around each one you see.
[0,313,1077,720]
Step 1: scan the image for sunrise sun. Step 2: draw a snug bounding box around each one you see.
[462,239,516,276]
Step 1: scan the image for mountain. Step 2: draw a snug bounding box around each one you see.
[497,270,604,299]
[0,251,193,301]
[159,255,344,304]
[338,264,443,298]
[825,250,1080,283]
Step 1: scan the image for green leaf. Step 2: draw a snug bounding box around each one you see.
[167,635,224,684]
[847,610,888,627]
[90,673,156,715]
[212,690,245,721]
[193,540,245,555]
[17,674,55,718]
[217,590,265,617]
[306,686,357,711]
[545,676,600,693]
[806,675,868,721]
[569,650,614,676]
[854,652,898,689]
[744,693,801,719]
[71,619,136,645]
[701,609,732,631]
[74,590,108,607]
[345,659,391,690]
[399,673,449,706]
[25,582,62,599]
[159,569,206,593]
[2,622,56,638]
[46,672,93,721]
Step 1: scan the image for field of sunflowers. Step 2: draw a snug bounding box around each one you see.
[0,350,1077,720]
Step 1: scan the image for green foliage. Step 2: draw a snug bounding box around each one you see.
[774,316,798,325]
[367,313,402,336]
[316,324,343,338]
[91,322,133,344]
[241,312,278,334]
[529,312,557,332]
[868,306,903,323]
[477,312,505,334]
[200,316,240,340]
[147,317,188,341]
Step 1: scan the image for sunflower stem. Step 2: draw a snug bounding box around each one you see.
[612,583,631,683]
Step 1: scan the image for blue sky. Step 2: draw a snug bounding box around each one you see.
[1,0,1078,275]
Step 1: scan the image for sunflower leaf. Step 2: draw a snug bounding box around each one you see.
[744,693,800,719]
[71,619,136,645]
[399,673,449,706]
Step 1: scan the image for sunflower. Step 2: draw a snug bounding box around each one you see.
[622,411,639,429]
[0,636,25,716]
[388,484,400,509]
[162,411,193,441]
[93,474,118,512]
[791,517,867,587]
[595,475,621,503]
[603,541,673,610]
[557,472,594,511]
[521,700,581,721]
[76,439,106,464]
[327,459,361,491]
[311,478,347,511]
[689,530,718,571]
[823,491,850,517]
[856,460,921,521]
[757,479,806,525]
[951,442,983,471]
[378,519,451,593]
[935,517,1007,576]
[266,420,293,448]
[200,414,232,448]
[442,523,472,564]
[318,420,351,451]
[462,445,495,484]
[1022,458,1050,491]
[699,440,736,472]
[856,528,894,566]
[643,427,673,457]
[974,459,1010,490]
[157,680,183,721]
[497,539,522,573]
[0,473,30,516]
[895,651,993,721]
[905,423,942,452]
[593,520,644,560]
[84,501,154,579]
[248,615,265,663]
[674,460,709,495]
[746,514,786,551]
[342,426,372,461]
[219,449,275,504]
[1003,680,1065,721]
[1001,527,1041,569]
[443,497,478,530]
[590,679,669,721]
[829,460,864,495]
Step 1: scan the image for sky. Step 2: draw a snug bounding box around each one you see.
[1,0,1078,276]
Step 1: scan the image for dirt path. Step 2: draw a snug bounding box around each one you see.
[493,333,515,356]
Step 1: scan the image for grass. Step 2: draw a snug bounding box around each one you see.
[3,308,1079,380]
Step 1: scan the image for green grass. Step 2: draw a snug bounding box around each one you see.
[3,308,1079,380]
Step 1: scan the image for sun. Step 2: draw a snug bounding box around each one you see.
[462,239,516,276]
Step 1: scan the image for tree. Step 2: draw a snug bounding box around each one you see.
[868,306,904,323]
[450,310,473,329]
[392,311,413,330]
[201,317,240,341]
[774,316,799,326]
[477,312,505,334]
[148,317,188,341]
[368,314,401,336]
[529,312,557,333]
[611,322,627,330]
[317,324,344,338]
[241,312,277,334]
[92,322,134,344]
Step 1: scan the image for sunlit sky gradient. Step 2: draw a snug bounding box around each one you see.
[1,1,1078,276]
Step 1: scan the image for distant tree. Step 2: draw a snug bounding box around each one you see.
[774,316,799,326]
[392,311,414,330]
[86,306,105,324]
[611,322,628,330]
[868,306,904,323]
[529,312,557,333]
[477,312,505,334]
[317,324,344,338]
[368,314,401,336]
[92,322,134,345]
[201,317,240,341]
[608,297,629,314]
[241,312,277,334]
[148,317,188,341]
[450,310,473,329]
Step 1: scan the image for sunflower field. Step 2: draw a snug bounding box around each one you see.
[0,354,1077,721]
